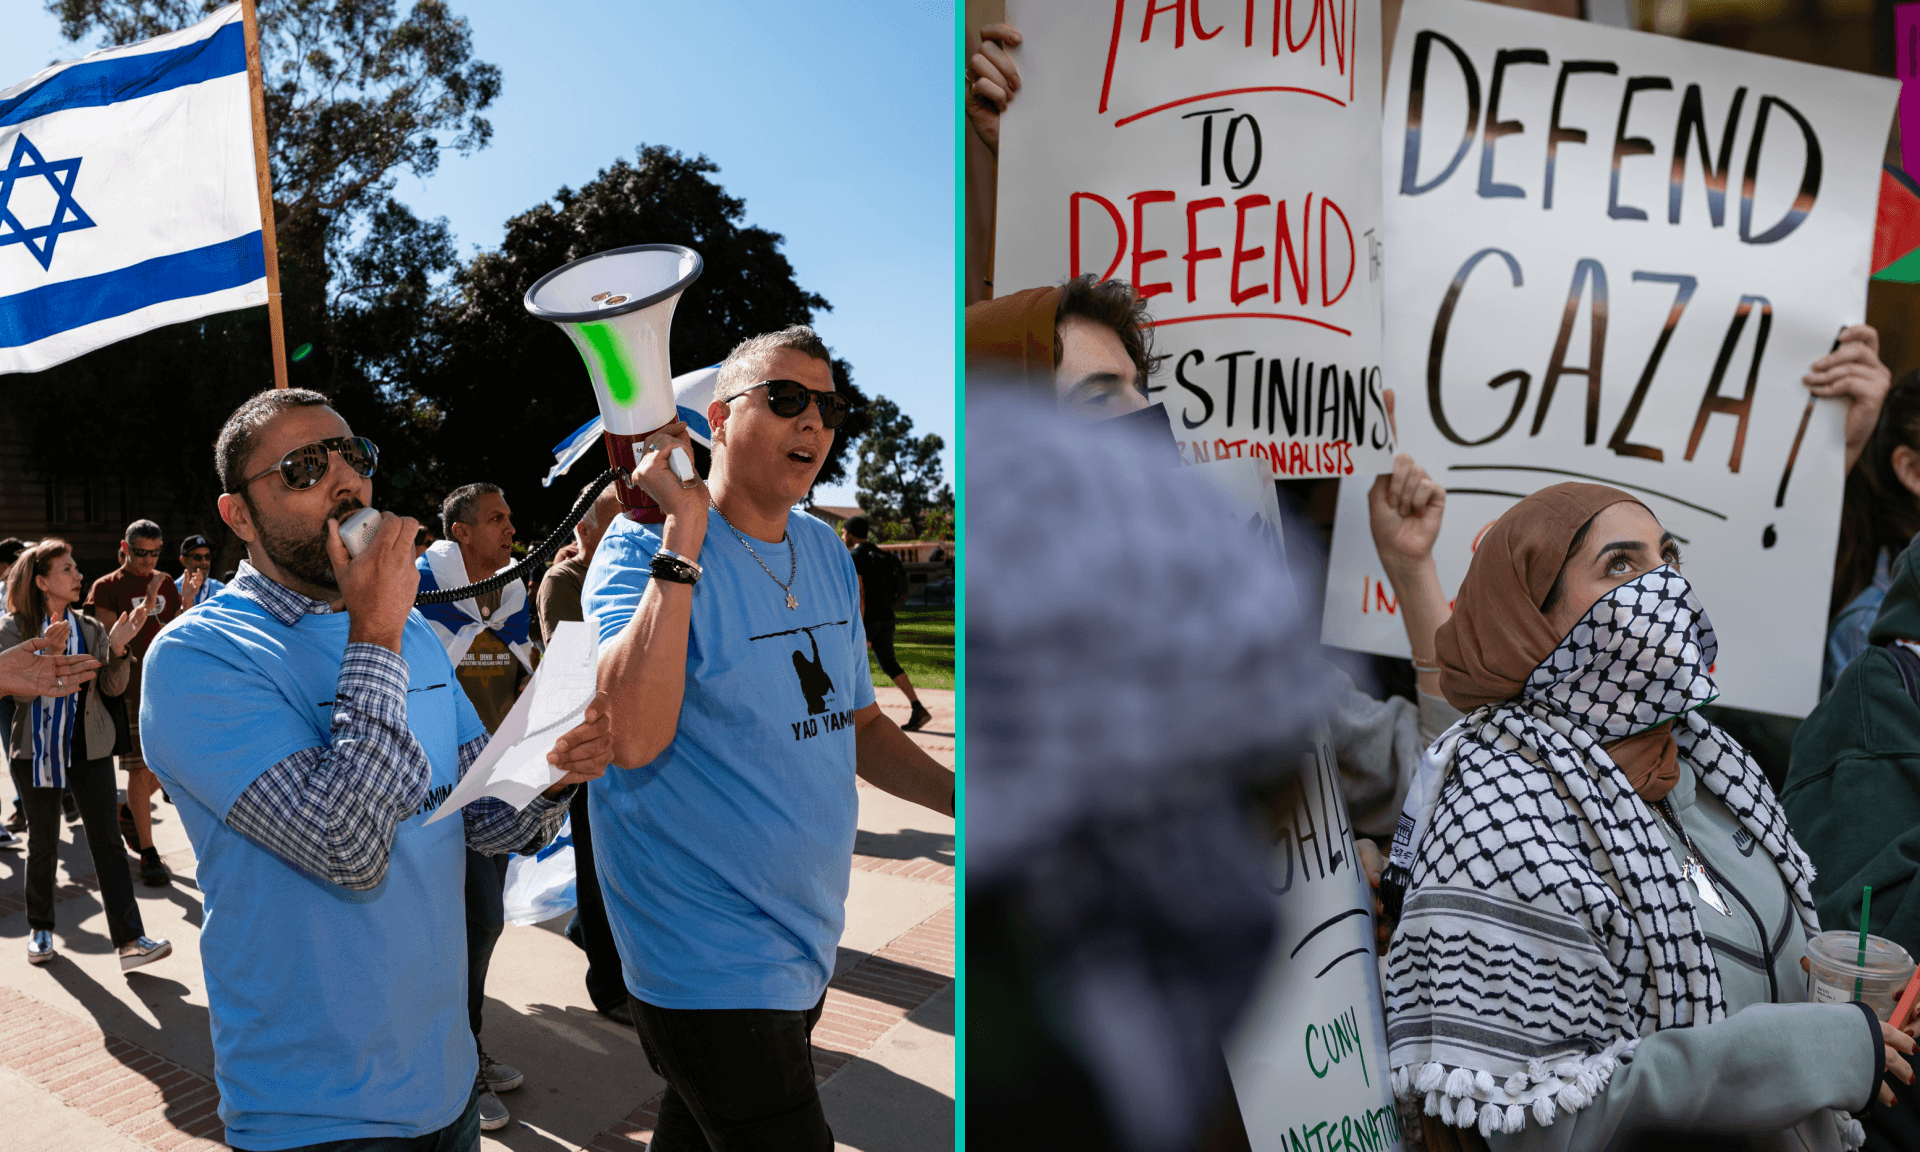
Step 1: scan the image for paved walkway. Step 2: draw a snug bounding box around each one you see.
[0,687,954,1151]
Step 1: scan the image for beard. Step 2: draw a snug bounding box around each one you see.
[248,494,365,592]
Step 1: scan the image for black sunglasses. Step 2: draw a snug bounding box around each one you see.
[233,436,379,493]
[734,379,853,429]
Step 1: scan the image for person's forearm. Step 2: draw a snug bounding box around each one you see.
[460,735,577,853]
[854,707,956,816]
[1483,1002,1877,1152]
[602,515,704,768]
[224,643,432,890]
[1381,554,1450,696]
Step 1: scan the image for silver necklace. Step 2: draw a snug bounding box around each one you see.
[712,501,797,609]
[1656,798,1733,917]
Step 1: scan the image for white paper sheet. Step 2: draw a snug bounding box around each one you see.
[424,620,600,824]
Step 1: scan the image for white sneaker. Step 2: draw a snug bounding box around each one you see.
[26,929,53,965]
[117,936,171,971]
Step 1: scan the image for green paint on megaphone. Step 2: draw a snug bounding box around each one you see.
[578,322,638,406]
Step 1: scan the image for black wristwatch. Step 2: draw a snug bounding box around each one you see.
[650,549,702,586]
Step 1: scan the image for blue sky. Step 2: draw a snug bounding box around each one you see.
[0,0,956,508]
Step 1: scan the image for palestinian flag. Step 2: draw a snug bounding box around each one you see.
[1875,164,1920,282]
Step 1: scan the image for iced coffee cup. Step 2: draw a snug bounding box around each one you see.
[1806,930,1917,1020]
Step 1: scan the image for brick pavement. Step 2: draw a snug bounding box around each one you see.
[0,984,224,1150]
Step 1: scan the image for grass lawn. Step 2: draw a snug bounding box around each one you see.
[868,606,954,690]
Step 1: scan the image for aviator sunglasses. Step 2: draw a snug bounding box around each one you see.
[731,379,854,429]
[231,436,379,493]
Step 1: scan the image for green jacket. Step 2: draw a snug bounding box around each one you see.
[1783,536,1920,1148]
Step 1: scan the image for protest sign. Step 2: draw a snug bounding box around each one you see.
[1322,0,1896,716]
[1226,724,1403,1152]
[994,0,1395,478]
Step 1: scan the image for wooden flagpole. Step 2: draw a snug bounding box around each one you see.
[239,0,289,389]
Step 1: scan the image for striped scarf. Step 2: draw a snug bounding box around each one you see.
[29,610,82,789]
[1382,568,1847,1144]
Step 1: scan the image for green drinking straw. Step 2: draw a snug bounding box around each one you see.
[1858,885,1874,1002]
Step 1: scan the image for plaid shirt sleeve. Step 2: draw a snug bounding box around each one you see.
[224,643,432,891]
[461,732,574,856]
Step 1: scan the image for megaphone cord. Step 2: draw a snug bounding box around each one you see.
[414,467,619,606]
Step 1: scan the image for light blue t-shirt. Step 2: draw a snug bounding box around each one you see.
[177,572,227,607]
[582,507,876,1011]
[140,589,488,1151]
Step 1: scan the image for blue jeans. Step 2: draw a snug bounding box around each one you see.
[465,848,509,1039]
[268,1087,480,1151]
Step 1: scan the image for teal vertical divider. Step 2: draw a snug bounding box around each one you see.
[952,0,968,1145]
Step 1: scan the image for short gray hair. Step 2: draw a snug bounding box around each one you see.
[716,326,831,402]
[123,519,162,546]
[440,483,504,537]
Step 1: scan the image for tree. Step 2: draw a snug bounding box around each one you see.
[855,397,950,540]
[398,145,872,538]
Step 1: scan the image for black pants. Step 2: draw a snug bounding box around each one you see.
[464,848,509,1039]
[270,1086,480,1151]
[865,615,903,679]
[631,992,833,1152]
[14,756,145,946]
[565,782,629,1014]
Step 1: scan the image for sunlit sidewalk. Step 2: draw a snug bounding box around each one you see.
[0,686,955,1152]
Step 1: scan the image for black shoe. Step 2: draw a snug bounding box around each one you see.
[903,702,933,732]
[4,807,23,833]
[60,792,78,823]
[119,804,140,853]
[139,848,171,888]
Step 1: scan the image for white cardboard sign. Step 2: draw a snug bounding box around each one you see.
[1322,0,1896,717]
[995,0,1395,479]
[1227,724,1404,1152]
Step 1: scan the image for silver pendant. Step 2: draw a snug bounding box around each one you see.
[1685,860,1734,916]
[787,592,798,610]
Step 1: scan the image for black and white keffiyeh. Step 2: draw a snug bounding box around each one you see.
[1383,567,1838,1142]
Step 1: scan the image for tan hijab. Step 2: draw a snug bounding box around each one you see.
[964,286,1060,391]
[1435,482,1679,802]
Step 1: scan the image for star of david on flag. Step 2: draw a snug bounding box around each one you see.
[0,3,264,374]
[0,136,95,271]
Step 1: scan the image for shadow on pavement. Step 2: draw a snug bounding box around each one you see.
[43,956,221,1141]
[852,828,954,867]
[820,1059,956,1152]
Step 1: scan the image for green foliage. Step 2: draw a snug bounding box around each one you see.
[855,396,950,539]
[26,0,498,534]
[398,145,872,537]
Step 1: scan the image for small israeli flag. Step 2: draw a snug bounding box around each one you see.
[0,3,264,374]
[542,363,723,487]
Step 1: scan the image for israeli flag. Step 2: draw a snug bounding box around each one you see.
[542,363,723,486]
[0,3,264,374]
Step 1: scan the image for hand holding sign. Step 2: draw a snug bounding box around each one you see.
[1801,324,1890,473]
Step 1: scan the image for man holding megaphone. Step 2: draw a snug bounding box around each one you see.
[583,326,955,1151]
[138,387,615,1151]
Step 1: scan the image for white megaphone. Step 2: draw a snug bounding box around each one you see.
[525,243,703,522]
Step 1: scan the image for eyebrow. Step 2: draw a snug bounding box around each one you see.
[1595,532,1677,556]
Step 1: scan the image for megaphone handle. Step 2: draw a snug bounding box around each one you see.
[603,427,671,523]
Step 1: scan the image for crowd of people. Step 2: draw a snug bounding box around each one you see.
[0,323,953,1152]
[964,12,1920,1146]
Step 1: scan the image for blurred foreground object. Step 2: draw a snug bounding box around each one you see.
[966,383,1337,1151]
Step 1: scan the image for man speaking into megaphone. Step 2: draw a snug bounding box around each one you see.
[136,387,615,1150]
[583,326,956,1150]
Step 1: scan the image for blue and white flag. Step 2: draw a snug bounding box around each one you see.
[0,3,265,374]
[541,362,723,487]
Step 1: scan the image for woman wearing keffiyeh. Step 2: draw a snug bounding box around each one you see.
[1383,482,1914,1152]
